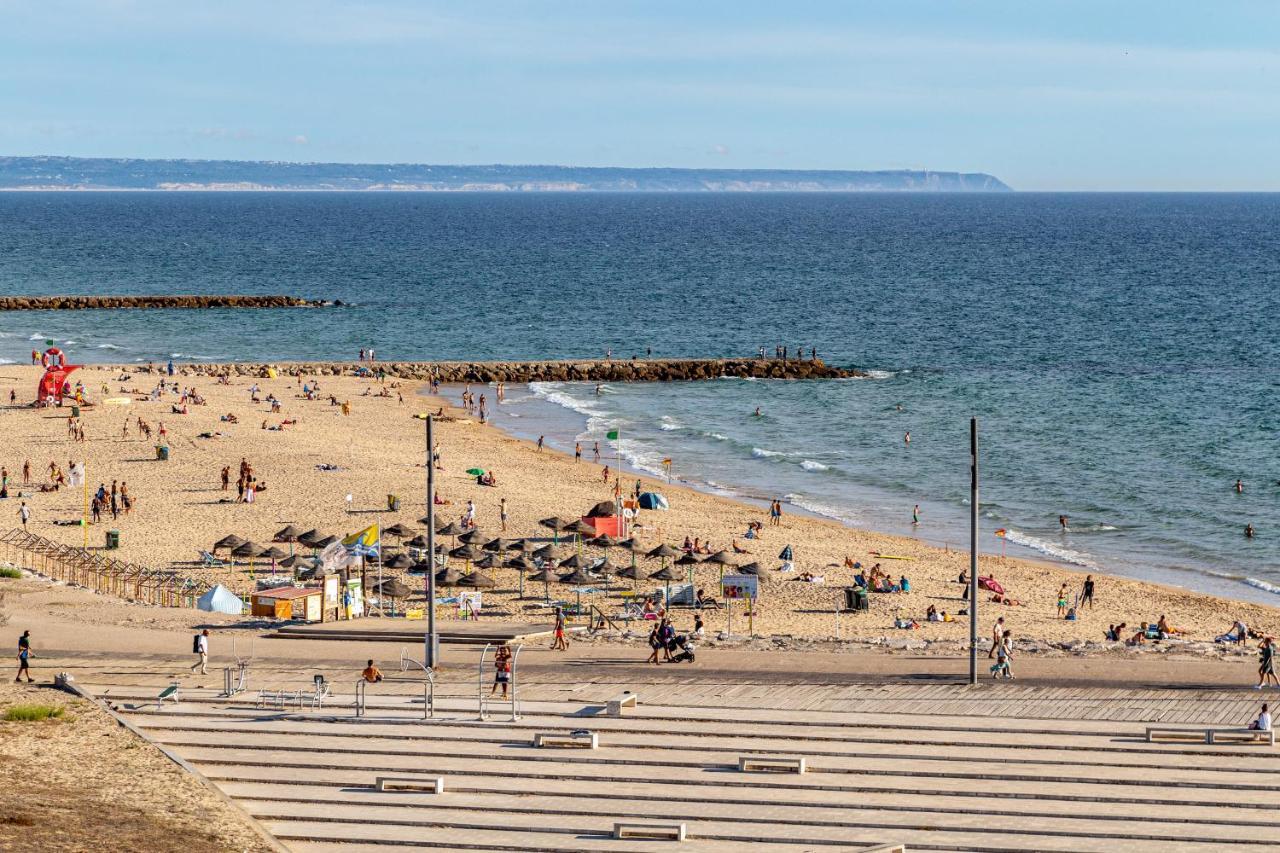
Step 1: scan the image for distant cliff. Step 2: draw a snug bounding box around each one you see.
[0,156,1011,193]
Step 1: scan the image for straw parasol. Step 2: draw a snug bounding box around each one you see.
[614,565,639,584]
[458,528,487,545]
[589,534,619,549]
[376,577,412,615]
[705,550,735,565]
[384,523,415,539]
[295,529,321,547]
[558,568,598,612]
[566,520,596,536]
[232,540,262,558]
[539,516,571,532]
[259,545,288,560]
[557,553,585,570]
[405,534,429,549]
[736,562,762,576]
[484,537,516,552]
[528,567,555,600]
[457,572,496,589]
[675,551,703,587]
[273,525,301,542]
[279,553,309,570]
[507,538,534,553]
[312,535,339,549]
[648,565,680,605]
[214,534,245,551]
[647,543,681,559]
[532,544,558,561]
[473,554,499,570]
[383,552,414,570]
[436,521,465,537]
[449,543,484,562]
[434,567,463,587]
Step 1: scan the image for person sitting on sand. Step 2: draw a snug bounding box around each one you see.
[926,604,939,622]
[732,540,750,554]
[941,610,955,623]
[478,471,496,487]
[1127,624,1149,646]
[220,413,238,423]
[681,536,693,554]
[1157,615,1184,636]
[361,660,383,683]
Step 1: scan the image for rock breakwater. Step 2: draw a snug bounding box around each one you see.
[0,295,329,310]
[122,357,861,383]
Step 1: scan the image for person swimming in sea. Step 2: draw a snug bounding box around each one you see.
[1245,523,1255,538]
[1059,514,1069,532]
[1235,478,1244,493]
[753,407,761,417]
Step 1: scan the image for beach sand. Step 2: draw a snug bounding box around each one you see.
[0,362,1276,648]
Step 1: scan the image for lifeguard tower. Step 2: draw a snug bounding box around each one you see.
[36,347,81,405]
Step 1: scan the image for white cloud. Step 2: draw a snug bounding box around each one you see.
[291,134,309,145]
[710,144,729,156]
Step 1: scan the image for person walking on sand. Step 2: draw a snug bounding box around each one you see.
[17,501,30,530]
[22,460,30,485]
[1257,637,1278,690]
[646,623,663,665]
[551,609,569,651]
[499,497,509,532]
[15,631,33,683]
[1056,583,1069,618]
[592,442,600,463]
[602,465,610,483]
[191,629,209,675]
[989,616,1005,659]
[574,442,581,463]
[536,435,544,452]
[1081,575,1095,610]
[220,465,230,491]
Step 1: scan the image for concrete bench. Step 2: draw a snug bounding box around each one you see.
[1146,726,1275,746]
[614,822,686,841]
[534,730,598,749]
[375,776,445,794]
[606,692,638,717]
[738,755,806,773]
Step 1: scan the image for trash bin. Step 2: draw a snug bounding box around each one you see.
[843,588,869,613]
[156,445,170,461]
[105,529,120,550]
[71,405,81,417]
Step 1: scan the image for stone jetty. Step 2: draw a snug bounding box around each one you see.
[0,294,328,310]
[123,357,861,382]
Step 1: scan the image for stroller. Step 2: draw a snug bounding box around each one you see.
[667,634,696,664]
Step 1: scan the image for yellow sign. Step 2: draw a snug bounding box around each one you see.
[405,608,425,620]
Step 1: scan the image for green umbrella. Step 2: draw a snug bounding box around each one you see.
[466,468,486,476]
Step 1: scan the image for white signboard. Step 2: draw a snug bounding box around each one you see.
[721,574,759,600]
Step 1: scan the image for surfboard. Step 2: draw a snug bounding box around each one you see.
[870,553,912,560]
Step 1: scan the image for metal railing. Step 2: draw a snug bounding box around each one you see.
[354,679,368,717]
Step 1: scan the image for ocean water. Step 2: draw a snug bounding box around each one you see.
[1,192,1278,603]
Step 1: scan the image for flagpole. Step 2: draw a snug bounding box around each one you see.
[82,462,88,549]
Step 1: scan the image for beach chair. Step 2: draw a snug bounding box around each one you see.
[157,682,180,708]
[199,550,227,568]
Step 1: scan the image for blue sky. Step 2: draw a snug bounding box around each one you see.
[2,1,1277,189]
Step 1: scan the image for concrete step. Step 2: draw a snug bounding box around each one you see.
[228,785,1280,844]
[137,717,1280,773]
[162,739,1277,794]
[189,755,1269,809]
[220,776,1274,828]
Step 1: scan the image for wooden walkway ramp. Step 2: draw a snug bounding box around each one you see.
[80,669,1279,853]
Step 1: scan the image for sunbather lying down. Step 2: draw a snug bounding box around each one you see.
[316,463,340,471]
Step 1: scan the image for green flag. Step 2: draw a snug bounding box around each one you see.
[606,429,619,440]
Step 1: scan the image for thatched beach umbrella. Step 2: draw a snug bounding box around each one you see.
[232,540,262,558]
[259,545,288,560]
[506,554,535,571]
[647,543,681,560]
[473,553,499,570]
[313,535,339,549]
[532,544,558,561]
[540,516,571,545]
[507,538,534,553]
[589,534,619,549]
[557,553,585,570]
[273,525,300,542]
[528,567,555,600]
[649,565,680,605]
[383,552,414,570]
[484,537,516,553]
[376,577,412,615]
[384,523,415,540]
[614,565,639,586]
[458,528,487,545]
[736,561,762,576]
[449,543,483,562]
[214,534,245,552]
[295,529,321,547]
[405,534,429,549]
[566,520,596,536]
[675,551,704,587]
[434,567,463,587]
[436,521,465,537]
[457,571,496,589]
[559,568,598,613]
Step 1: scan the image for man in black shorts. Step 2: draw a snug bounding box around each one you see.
[1081,575,1095,610]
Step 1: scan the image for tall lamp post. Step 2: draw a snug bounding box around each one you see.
[968,417,979,685]
[416,413,439,669]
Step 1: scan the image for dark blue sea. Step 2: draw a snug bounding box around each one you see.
[1,192,1278,602]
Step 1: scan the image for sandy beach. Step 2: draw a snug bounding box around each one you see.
[0,361,1276,650]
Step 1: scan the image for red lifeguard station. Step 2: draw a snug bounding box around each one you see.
[37,347,81,405]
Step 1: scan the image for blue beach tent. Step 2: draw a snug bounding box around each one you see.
[638,492,669,510]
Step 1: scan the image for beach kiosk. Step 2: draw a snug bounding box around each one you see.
[251,586,323,622]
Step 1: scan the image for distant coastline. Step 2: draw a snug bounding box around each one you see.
[0,155,1011,192]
